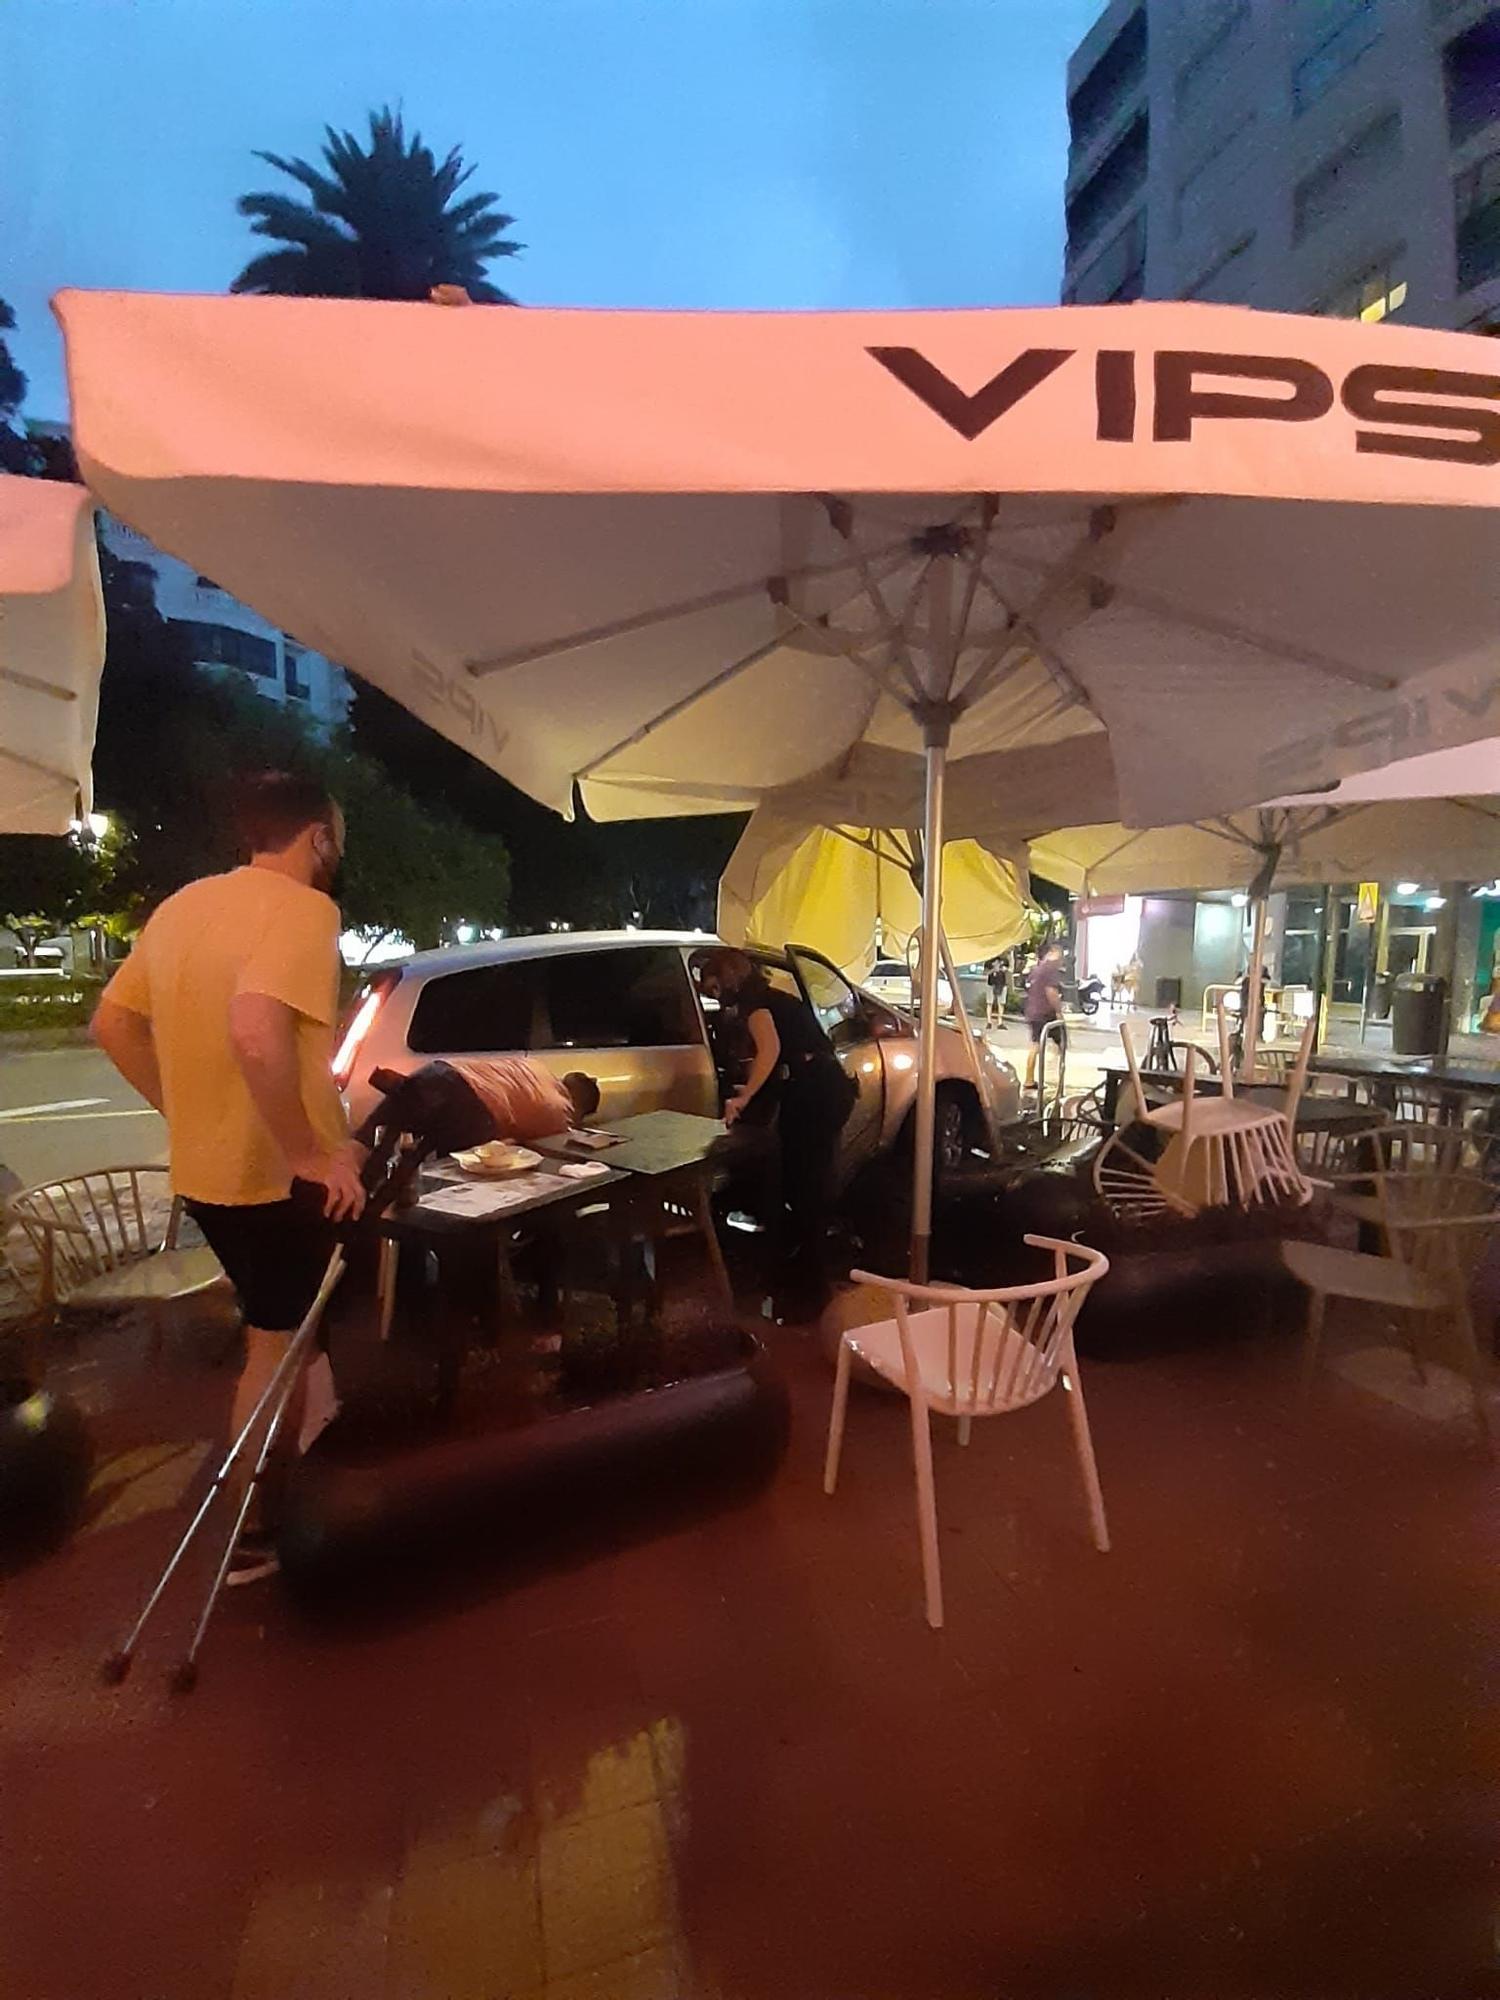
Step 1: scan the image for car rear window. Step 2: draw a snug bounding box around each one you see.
[540,946,699,1049]
[407,961,535,1054]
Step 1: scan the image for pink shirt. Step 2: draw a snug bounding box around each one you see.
[447,1057,572,1140]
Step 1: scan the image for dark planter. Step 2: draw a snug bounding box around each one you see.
[277,1328,789,1601]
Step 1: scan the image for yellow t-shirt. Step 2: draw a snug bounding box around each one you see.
[104,866,347,1206]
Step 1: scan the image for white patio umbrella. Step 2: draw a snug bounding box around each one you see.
[53,293,1500,1270]
[0,474,105,833]
[1031,781,1500,1073]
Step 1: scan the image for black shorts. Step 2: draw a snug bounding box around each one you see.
[1028,1015,1065,1045]
[185,1185,334,1333]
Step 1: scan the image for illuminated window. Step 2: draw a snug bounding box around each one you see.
[1320,254,1407,322]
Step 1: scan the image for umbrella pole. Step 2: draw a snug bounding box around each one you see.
[938,923,1005,1159]
[1241,894,1269,1082]
[911,714,950,1284]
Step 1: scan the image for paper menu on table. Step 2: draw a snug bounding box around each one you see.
[416,1173,574,1218]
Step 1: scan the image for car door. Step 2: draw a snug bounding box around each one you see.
[787,946,885,1174]
[536,945,719,1119]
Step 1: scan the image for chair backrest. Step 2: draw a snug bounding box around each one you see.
[6,1166,178,1304]
[1380,1119,1474,1176]
[1214,996,1236,1099]
[850,1238,1110,1417]
[1282,1016,1317,1128]
[1295,1118,1383,1178]
[1392,1079,1468,1126]
[1117,1019,1148,1125]
[1378,1170,1500,1303]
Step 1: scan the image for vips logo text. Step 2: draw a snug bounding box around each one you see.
[868,346,1500,465]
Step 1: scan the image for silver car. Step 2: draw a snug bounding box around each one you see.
[336,932,1020,1181]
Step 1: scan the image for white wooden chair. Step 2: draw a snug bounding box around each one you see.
[822,1238,1112,1628]
[1114,1013,1314,1212]
[5,1166,223,1341]
[1282,1170,1499,1456]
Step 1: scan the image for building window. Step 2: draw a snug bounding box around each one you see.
[1293,0,1381,114]
[1319,251,1408,320]
[178,619,277,680]
[1456,144,1500,287]
[1294,109,1402,239]
[1175,109,1257,238]
[1064,211,1147,304]
[283,643,312,701]
[1068,8,1148,161]
[1176,2,1250,122]
[1444,12,1500,145]
[1186,234,1256,303]
[1065,112,1149,259]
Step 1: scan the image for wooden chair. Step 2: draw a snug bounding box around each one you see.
[1116,1013,1313,1212]
[823,1239,1112,1628]
[5,1167,223,1343]
[1281,1170,1499,1455]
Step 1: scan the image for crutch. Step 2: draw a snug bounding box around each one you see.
[100,1245,346,1691]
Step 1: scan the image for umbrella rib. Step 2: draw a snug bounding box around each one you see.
[572,572,878,781]
[990,548,1397,694]
[0,744,74,786]
[821,499,927,704]
[462,534,910,679]
[0,666,77,702]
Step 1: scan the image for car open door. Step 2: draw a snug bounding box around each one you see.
[787,946,885,1171]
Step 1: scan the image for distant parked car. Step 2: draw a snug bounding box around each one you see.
[337,932,1020,1182]
[862,957,957,1015]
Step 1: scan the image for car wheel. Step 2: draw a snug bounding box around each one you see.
[936,1090,971,1175]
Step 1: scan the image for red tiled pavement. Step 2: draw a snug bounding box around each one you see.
[1,1290,1497,2000]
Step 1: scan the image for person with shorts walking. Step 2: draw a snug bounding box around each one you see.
[91,771,364,1585]
[1023,941,1066,1094]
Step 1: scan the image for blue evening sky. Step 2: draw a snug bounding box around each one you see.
[3,0,1103,419]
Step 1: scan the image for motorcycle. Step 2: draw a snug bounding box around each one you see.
[1070,975,1105,1017]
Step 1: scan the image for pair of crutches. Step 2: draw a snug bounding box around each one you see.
[98,1080,444,1693]
[100,1245,347,1693]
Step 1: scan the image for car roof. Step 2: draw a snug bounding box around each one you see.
[393,931,719,979]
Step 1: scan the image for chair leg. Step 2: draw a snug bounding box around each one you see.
[823,1337,852,1496]
[1298,1288,1327,1407]
[1062,1357,1110,1553]
[376,1239,399,1342]
[1397,1308,1427,1388]
[907,1394,944,1630]
[1452,1301,1494,1463]
[957,1414,972,1447]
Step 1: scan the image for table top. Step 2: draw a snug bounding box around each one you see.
[382,1161,627,1240]
[1309,1052,1500,1094]
[533,1109,728,1178]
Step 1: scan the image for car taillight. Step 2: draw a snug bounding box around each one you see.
[333,972,397,1086]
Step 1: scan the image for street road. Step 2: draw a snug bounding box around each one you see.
[0,1043,165,1188]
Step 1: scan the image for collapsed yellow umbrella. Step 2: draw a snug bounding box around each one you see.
[0,475,105,833]
[719,811,1028,980]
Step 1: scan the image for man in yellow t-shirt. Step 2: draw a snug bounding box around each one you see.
[92,771,365,1585]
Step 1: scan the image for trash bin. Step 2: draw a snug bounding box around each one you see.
[1154,976,1182,1009]
[1391,973,1447,1057]
[1371,971,1395,1021]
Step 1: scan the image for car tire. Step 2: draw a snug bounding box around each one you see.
[936,1085,984,1177]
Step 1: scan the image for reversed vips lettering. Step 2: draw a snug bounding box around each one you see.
[409,652,510,757]
[869,346,1500,466]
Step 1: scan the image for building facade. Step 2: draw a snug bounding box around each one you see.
[1064,0,1500,332]
[1060,0,1500,1040]
[99,513,350,732]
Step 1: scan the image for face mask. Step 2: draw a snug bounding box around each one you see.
[312,829,344,900]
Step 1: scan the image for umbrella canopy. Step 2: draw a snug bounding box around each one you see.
[1031,796,1500,899]
[53,291,1500,1271]
[54,293,1500,830]
[0,474,105,833]
[718,813,1028,979]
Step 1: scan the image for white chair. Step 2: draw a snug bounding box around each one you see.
[822,1238,1112,1628]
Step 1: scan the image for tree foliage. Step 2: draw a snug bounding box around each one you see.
[232,107,521,303]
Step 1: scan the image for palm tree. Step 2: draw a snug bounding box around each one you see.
[231,107,521,303]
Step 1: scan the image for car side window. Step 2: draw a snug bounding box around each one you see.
[792,951,863,1045]
[539,947,700,1050]
[407,962,535,1054]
